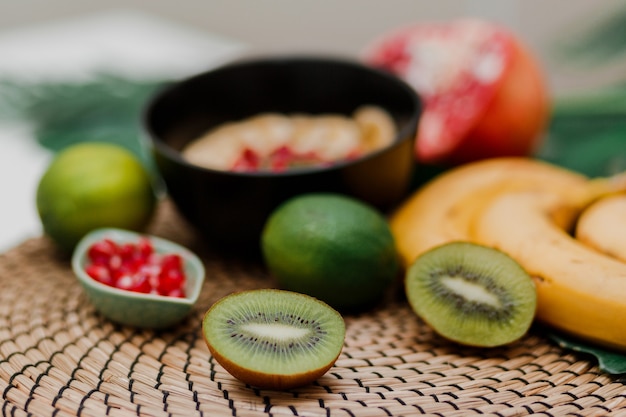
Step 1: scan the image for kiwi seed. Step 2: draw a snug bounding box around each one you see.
[405,242,537,347]
[202,289,346,390]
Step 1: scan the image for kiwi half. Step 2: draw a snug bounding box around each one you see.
[202,289,346,390]
[406,242,537,347]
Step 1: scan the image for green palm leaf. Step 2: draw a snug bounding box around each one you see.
[553,4,626,66]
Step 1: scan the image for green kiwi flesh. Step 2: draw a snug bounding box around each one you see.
[406,242,537,347]
[202,289,345,390]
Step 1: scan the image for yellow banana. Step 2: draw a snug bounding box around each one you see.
[390,157,592,268]
[575,194,626,263]
[471,189,626,350]
[353,105,397,152]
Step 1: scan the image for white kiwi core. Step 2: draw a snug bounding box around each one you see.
[241,323,310,340]
[441,276,502,308]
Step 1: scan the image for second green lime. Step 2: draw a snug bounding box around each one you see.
[261,193,399,311]
[36,142,156,252]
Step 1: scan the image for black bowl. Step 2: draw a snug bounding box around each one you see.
[143,55,422,250]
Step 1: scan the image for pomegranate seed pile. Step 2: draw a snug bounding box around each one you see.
[231,145,335,172]
[84,237,187,297]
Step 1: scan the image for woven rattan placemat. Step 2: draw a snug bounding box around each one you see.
[1,200,625,417]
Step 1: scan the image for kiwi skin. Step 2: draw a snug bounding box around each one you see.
[205,341,331,391]
[405,241,537,348]
[202,289,346,390]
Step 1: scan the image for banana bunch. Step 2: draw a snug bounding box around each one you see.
[390,157,626,350]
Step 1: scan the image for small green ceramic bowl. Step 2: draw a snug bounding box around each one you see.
[72,228,205,329]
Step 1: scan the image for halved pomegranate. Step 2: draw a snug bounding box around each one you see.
[364,19,549,166]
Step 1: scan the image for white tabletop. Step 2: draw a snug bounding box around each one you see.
[0,9,247,252]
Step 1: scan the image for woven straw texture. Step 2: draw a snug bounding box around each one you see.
[1,200,626,417]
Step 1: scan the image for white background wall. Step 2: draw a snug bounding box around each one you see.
[0,0,624,95]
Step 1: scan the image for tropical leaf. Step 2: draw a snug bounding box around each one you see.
[553,4,626,66]
[546,329,626,375]
[0,73,167,165]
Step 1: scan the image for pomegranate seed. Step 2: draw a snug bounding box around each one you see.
[87,239,118,263]
[118,243,137,261]
[136,237,154,258]
[108,254,123,271]
[270,145,293,171]
[131,274,152,294]
[146,252,161,266]
[115,274,135,290]
[232,148,260,171]
[161,254,183,272]
[158,268,185,296]
[111,264,134,281]
[120,257,142,274]
[139,263,160,278]
[85,264,113,286]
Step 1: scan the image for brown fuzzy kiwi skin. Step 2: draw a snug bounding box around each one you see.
[205,341,339,390]
[202,289,345,390]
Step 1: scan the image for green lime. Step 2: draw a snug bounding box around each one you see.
[261,193,399,311]
[36,142,156,252]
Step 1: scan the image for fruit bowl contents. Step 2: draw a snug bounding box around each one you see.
[182,106,396,173]
[72,228,205,329]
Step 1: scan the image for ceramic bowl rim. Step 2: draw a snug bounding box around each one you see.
[142,54,422,178]
[71,228,205,306]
